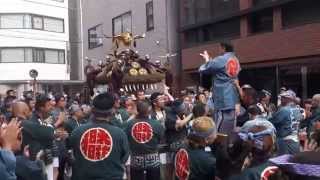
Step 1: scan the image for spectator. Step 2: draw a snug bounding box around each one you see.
[192,103,208,119]
[269,90,304,155]
[21,94,56,180]
[237,86,258,127]
[195,93,207,105]
[6,90,17,99]
[111,93,130,128]
[300,94,320,137]
[136,90,146,101]
[183,95,193,115]
[150,92,166,127]
[51,94,67,128]
[64,104,84,134]
[12,101,32,122]
[0,119,22,180]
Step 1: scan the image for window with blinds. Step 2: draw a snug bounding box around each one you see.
[0,13,64,33]
[88,24,103,49]
[33,49,45,63]
[0,15,24,28]
[0,48,65,63]
[146,1,154,31]
[44,17,64,32]
[0,48,25,62]
[112,12,132,35]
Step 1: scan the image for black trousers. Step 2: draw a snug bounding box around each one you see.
[130,167,161,180]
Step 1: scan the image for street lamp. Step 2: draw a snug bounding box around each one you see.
[29,69,38,97]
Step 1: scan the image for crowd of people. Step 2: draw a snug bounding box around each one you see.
[0,42,320,180]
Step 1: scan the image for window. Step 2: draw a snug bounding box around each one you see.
[182,0,196,25]
[282,0,320,28]
[58,51,65,63]
[0,15,24,28]
[32,16,43,30]
[252,0,274,6]
[184,17,240,47]
[33,49,45,63]
[0,13,64,32]
[0,48,25,62]
[181,0,239,26]
[45,50,59,63]
[24,15,32,28]
[43,17,64,33]
[210,0,240,19]
[249,8,273,34]
[32,15,64,32]
[195,0,210,22]
[112,12,132,35]
[146,1,154,31]
[0,47,64,63]
[24,48,33,62]
[44,50,65,64]
[88,24,103,49]
[184,29,200,45]
[202,17,240,42]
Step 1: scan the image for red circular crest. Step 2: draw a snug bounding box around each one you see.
[131,122,153,144]
[80,128,113,162]
[175,149,190,180]
[261,166,279,180]
[226,58,240,78]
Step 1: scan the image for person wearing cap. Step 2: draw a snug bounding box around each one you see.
[269,90,304,155]
[68,93,129,180]
[228,121,277,180]
[277,87,287,107]
[258,89,277,118]
[64,104,84,135]
[199,42,241,147]
[21,93,56,180]
[174,116,217,180]
[124,100,164,180]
